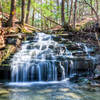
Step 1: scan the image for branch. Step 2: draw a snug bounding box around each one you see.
[82,0,99,22]
[34,7,62,26]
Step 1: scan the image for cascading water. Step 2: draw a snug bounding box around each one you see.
[10,33,96,82]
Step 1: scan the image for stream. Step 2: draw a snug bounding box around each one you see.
[0,32,100,100]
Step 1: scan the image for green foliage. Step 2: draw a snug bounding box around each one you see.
[1,0,10,14]
[1,0,99,30]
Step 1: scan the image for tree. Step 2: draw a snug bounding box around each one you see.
[8,0,16,27]
[73,0,77,28]
[25,0,31,24]
[21,0,25,25]
[68,0,73,24]
[84,0,99,23]
[61,0,65,26]
[32,8,35,26]
[40,0,43,30]
[0,1,2,12]
[67,0,69,17]
[90,0,93,15]
[96,0,98,14]
[56,0,60,23]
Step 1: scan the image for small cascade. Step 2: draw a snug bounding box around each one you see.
[83,44,91,58]
[10,33,96,82]
[59,62,65,79]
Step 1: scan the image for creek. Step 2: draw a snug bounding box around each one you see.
[0,32,100,100]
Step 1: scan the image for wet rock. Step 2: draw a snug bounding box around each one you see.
[95,55,100,65]
[52,35,62,41]
[0,67,10,80]
[6,37,17,45]
[94,65,100,78]
[26,35,34,41]
[60,39,70,44]
[49,45,54,49]
[41,45,47,50]
[72,51,86,56]
[67,44,83,51]
[69,75,79,82]
[33,45,40,49]
[27,45,34,49]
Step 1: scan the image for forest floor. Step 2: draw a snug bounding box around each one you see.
[51,17,100,48]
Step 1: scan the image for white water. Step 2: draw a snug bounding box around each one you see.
[10,33,95,82]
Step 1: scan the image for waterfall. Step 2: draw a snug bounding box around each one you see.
[59,62,65,79]
[10,33,95,82]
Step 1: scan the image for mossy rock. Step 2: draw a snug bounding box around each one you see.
[0,89,9,95]
[0,45,16,65]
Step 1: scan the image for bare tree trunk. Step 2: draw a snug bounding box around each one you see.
[73,0,77,28]
[32,9,35,26]
[61,0,65,26]
[21,0,25,25]
[96,0,99,14]
[67,0,69,17]
[0,1,3,20]
[56,0,60,23]
[68,0,73,24]
[90,0,93,15]
[40,0,43,30]
[25,0,31,24]
[0,1,2,28]
[8,0,16,27]
[0,1,2,12]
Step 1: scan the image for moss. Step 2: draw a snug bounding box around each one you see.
[0,45,16,65]
[0,89,9,94]
[1,64,9,67]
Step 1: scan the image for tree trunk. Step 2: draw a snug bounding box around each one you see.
[8,0,16,27]
[56,0,60,23]
[21,0,25,25]
[32,9,35,26]
[96,0,99,14]
[40,0,43,30]
[73,0,77,28]
[68,0,73,24]
[25,0,31,24]
[67,0,69,17]
[61,0,65,26]
[90,0,93,15]
[0,1,2,12]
